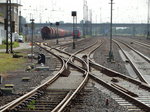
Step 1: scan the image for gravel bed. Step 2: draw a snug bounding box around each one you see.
[67,87,128,112]
[65,37,97,53]
[93,37,129,76]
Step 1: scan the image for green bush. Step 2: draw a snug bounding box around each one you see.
[0,13,3,17]
[2,40,6,44]
[0,41,19,49]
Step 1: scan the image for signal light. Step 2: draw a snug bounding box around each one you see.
[56,22,59,26]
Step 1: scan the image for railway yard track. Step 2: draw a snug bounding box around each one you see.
[131,40,150,50]
[0,37,150,112]
[113,39,150,84]
[115,37,150,58]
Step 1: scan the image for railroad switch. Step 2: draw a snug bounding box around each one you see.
[61,68,70,77]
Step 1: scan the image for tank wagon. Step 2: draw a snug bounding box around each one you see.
[41,26,72,40]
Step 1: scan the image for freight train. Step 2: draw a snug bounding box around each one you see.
[41,26,81,40]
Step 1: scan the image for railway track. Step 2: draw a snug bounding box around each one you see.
[1,37,150,112]
[113,39,150,84]
[73,38,150,112]
[89,61,150,112]
[115,38,150,59]
[52,38,150,112]
[0,39,91,112]
[131,40,150,50]
[50,38,150,112]
[0,46,66,111]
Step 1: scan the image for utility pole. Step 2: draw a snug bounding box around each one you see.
[30,19,34,63]
[72,11,77,49]
[147,0,150,39]
[108,0,114,61]
[19,11,22,34]
[83,0,86,38]
[5,0,13,53]
[89,9,92,36]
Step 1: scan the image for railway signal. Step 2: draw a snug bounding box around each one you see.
[38,53,45,64]
[71,11,77,49]
[30,19,35,63]
[56,22,60,44]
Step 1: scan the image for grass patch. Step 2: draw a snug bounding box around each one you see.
[27,100,36,110]
[0,52,26,73]
[0,42,19,49]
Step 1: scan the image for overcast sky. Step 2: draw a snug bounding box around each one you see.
[20,0,148,23]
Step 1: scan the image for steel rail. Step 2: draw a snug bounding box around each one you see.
[51,90,73,112]
[56,61,89,112]
[88,39,105,59]
[132,40,150,48]
[89,60,150,91]
[0,39,109,112]
[52,40,98,70]
[114,39,150,63]
[56,43,150,112]
[89,60,150,111]
[0,44,66,112]
[43,38,150,112]
[42,42,90,112]
[89,73,150,112]
[51,40,105,111]
[0,38,95,111]
[41,39,100,111]
[43,38,150,111]
[113,39,149,84]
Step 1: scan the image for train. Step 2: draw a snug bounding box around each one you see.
[41,26,81,40]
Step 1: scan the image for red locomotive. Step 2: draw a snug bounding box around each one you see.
[72,29,81,38]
